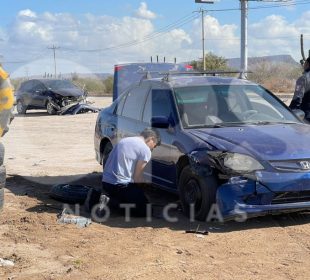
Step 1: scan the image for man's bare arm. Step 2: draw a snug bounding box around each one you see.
[133,160,148,183]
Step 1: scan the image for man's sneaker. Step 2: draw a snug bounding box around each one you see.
[98,194,110,211]
[92,195,110,221]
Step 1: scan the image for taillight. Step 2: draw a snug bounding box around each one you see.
[114,65,123,72]
[184,65,193,70]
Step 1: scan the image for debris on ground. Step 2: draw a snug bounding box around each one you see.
[57,209,91,228]
[185,224,209,235]
[0,258,15,267]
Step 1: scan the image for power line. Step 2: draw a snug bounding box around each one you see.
[202,0,310,12]
[61,13,199,53]
[3,49,49,64]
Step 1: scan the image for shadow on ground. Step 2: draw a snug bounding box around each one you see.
[5,173,310,233]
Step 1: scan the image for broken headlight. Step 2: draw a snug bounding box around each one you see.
[223,153,264,173]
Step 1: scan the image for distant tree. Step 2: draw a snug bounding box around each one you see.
[249,62,301,93]
[71,72,79,81]
[190,52,229,71]
[103,76,113,94]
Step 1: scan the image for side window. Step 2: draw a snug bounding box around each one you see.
[122,84,150,120]
[21,81,33,91]
[32,81,45,93]
[143,89,174,123]
[115,94,127,116]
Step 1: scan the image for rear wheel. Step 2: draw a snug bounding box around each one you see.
[179,166,217,221]
[16,100,27,114]
[0,188,4,212]
[0,166,6,212]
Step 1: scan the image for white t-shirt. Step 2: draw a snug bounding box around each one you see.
[102,136,151,185]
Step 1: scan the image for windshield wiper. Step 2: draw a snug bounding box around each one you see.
[245,121,300,125]
[204,122,247,128]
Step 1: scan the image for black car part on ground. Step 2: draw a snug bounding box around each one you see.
[49,184,92,204]
[60,103,99,115]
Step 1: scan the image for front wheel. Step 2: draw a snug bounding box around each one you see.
[46,100,57,115]
[179,166,217,221]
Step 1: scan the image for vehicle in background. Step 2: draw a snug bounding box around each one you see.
[15,79,86,115]
[113,62,193,101]
[94,67,310,222]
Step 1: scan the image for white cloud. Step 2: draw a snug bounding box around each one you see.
[2,6,309,76]
[18,9,37,19]
[134,2,157,20]
[191,15,239,58]
[248,14,305,60]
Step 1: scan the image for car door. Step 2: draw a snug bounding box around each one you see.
[18,81,34,106]
[142,87,179,190]
[114,82,151,142]
[31,81,47,108]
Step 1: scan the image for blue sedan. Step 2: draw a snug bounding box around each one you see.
[94,73,310,222]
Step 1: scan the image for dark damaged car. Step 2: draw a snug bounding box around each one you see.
[94,69,310,222]
[15,79,86,115]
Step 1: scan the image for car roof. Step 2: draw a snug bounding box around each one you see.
[23,78,71,83]
[148,75,257,88]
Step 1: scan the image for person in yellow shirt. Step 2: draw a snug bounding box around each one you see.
[0,65,14,136]
[0,64,14,212]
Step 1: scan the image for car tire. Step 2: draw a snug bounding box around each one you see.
[16,100,27,114]
[49,184,91,204]
[179,165,217,221]
[0,166,6,213]
[46,100,57,115]
[0,143,4,166]
[102,141,113,167]
[0,188,4,212]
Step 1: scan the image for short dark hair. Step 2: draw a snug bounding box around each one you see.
[140,128,161,146]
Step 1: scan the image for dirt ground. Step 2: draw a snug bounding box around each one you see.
[0,96,309,280]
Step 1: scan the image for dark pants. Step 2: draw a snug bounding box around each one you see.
[102,182,149,217]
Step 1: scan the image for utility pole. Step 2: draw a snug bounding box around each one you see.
[194,1,214,71]
[201,8,206,71]
[240,0,248,78]
[193,8,207,71]
[48,45,59,78]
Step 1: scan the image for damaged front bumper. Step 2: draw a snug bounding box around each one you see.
[48,97,99,115]
[217,171,310,221]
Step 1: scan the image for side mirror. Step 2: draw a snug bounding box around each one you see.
[292,109,305,121]
[151,116,171,129]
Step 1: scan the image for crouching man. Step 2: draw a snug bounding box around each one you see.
[86,128,160,218]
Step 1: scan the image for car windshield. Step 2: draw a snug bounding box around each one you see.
[174,85,300,128]
[42,80,79,90]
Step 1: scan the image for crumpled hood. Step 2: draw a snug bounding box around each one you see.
[189,123,310,161]
[51,88,84,98]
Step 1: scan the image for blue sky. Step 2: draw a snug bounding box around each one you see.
[1,0,309,77]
